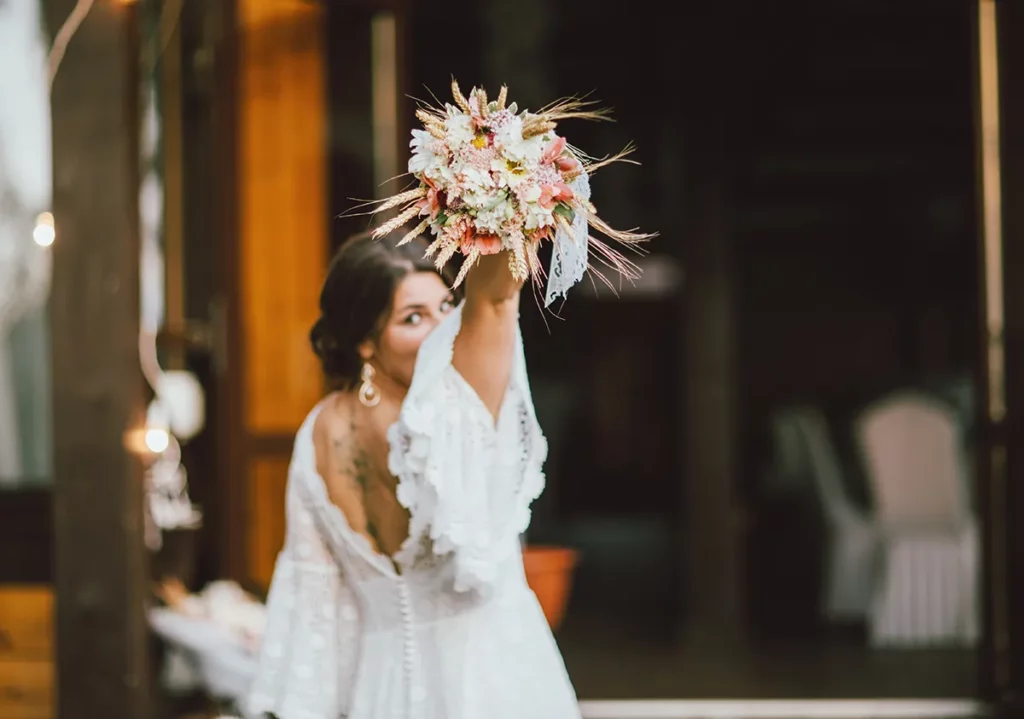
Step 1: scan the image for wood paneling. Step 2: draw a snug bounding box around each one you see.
[0,587,53,719]
[237,0,327,435]
[0,659,52,719]
[0,587,52,660]
[246,458,290,589]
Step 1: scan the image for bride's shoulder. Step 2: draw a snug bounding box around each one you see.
[309,393,361,495]
[311,392,352,450]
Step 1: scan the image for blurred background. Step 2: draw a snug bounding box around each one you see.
[2,0,1023,717]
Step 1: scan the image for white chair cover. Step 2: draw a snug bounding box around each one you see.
[854,391,979,647]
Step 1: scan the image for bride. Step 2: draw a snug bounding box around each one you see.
[248,230,579,719]
[248,81,650,719]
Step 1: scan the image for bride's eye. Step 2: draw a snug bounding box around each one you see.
[440,298,454,313]
[404,312,423,326]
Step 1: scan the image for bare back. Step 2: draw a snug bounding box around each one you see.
[312,392,410,558]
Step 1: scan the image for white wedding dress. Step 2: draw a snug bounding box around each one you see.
[247,303,581,719]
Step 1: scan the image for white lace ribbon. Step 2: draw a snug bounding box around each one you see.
[544,169,590,307]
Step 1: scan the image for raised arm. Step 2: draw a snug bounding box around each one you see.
[451,251,524,421]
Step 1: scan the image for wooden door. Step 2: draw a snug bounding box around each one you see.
[217,0,409,591]
[227,0,329,590]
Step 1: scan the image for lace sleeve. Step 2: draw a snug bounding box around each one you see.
[247,464,361,719]
[388,303,547,593]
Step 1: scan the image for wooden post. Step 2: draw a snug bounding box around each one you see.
[978,1,1024,716]
[676,5,745,648]
[45,1,151,717]
[680,169,744,648]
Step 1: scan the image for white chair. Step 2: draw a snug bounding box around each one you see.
[771,407,879,624]
[854,391,979,647]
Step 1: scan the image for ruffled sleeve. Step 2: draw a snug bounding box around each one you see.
[388,302,547,593]
[247,459,361,719]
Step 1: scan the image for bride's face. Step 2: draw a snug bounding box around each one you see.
[363,271,455,391]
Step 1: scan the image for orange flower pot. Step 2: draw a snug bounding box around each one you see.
[522,545,579,632]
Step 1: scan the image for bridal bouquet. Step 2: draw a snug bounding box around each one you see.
[369,79,655,305]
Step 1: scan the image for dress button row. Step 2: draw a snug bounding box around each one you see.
[396,577,418,718]
[398,582,413,626]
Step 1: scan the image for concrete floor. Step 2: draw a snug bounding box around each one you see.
[557,615,978,700]
[577,699,986,719]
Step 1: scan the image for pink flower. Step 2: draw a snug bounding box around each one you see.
[555,155,579,172]
[460,231,502,256]
[476,234,503,255]
[541,135,580,174]
[417,178,444,219]
[541,136,567,164]
[540,135,581,176]
[538,182,575,209]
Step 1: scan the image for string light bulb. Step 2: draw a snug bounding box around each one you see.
[33,212,55,247]
[144,398,171,454]
[144,427,170,453]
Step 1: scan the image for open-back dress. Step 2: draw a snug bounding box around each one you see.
[247,303,581,719]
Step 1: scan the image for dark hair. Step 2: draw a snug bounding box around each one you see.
[310,227,454,387]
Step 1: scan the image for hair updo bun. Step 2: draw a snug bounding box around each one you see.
[309,316,353,381]
[310,227,455,388]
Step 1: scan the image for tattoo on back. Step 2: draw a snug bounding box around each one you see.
[332,433,382,548]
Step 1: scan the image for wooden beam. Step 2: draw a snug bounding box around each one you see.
[45,1,151,717]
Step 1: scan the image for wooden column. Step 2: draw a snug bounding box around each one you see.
[45,1,150,717]
[677,5,745,647]
[680,171,743,647]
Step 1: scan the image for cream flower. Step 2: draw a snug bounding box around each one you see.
[408,129,443,175]
[474,200,514,234]
[493,114,523,146]
[444,112,475,149]
[495,117,545,163]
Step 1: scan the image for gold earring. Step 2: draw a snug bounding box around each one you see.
[358,362,380,408]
